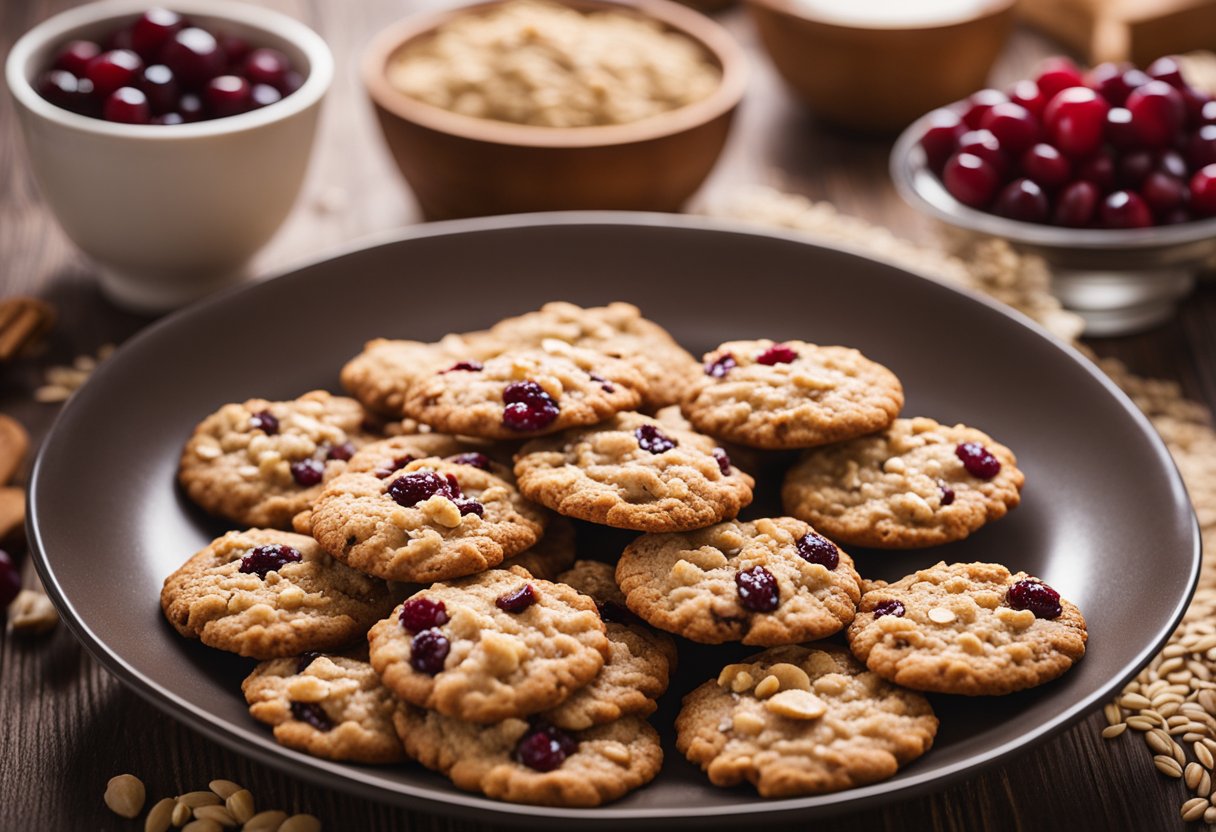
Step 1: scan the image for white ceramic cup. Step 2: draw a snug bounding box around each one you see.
[6,0,333,312]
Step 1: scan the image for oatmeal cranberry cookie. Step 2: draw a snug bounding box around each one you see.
[310,457,544,584]
[160,529,394,659]
[546,561,677,730]
[393,706,662,807]
[402,346,647,440]
[513,412,754,532]
[504,515,577,581]
[782,417,1024,548]
[340,334,499,417]
[616,518,861,645]
[242,654,405,764]
[487,301,702,409]
[681,340,904,449]
[368,566,610,723]
[178,391,370,529]
[676,644,938,797]
[847,561,1087,696]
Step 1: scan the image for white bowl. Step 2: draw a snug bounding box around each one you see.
[6,0,333,312]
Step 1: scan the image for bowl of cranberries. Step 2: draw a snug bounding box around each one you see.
[892,55,1216,335]
[6,0,332,312]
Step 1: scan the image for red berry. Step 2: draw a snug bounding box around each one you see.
[86,49,143,98]
[1035,57,1084,100]
[131,9,183,60]
[1184,87,1212,127]
[138,64,178,114]
[501,381,560,432]
[1054,180,1099,226]
[1076,148,1116,192]
[994,178,1049,223]
[735,566,779,612]
[1086,61,1135,105]
[409,629,450,675]
[919,109,965,171]
[204,74,251,118]
[53,40,101,76]
[962,88,1008,129]
[1116,150,1156,189]
[244,48,290,88]
[873,599,905,618]
[955,442,1001,478]
[159,27,226,89]
[1021,143,1071,190]
[1190,165,1216,215]
[1105,107,1139,150]
[943,152,1000,208]
[1044,86,1110,158]
[1100,190,1153,228]
[1006,579,1062,619]
[1125,81,1185,149]
[980,102,1041,154]
[1146,55,1186,89]
[1187,125,1216,169]
[956,129,1009,176]
[399,597,448,633]
[496,584,538,613]
[1008,79,1046,117]
[1141,171,1187,215]
[239,544,302,578]
[755,343,798,365]
[795,532,838,570]
[635,424,677,453]
[103,87,151,124]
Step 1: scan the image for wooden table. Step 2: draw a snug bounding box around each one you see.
[2,1,1213,829]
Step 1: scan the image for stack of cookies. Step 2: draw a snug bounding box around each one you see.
[161,301,1088,806]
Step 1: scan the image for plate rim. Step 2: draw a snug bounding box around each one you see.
[27,211,1202,825]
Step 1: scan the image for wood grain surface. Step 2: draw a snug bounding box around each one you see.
[2,1,1214,829]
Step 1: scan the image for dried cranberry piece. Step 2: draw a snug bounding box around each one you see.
[296,651,322,674]
[712,447,732,475]
[795,532,839,570]
[291,458,325,487]
[238,544,302,578]
[735,566,779,612]
[388,471,454,506]
[326,442,355,462]
[756,343,798,365]
[515,723,578,771]
[1006,579,1062,619]
[249,410,278,434]
[453,498,484,517]
[399,598,449,633]
[597,600,643,626]
[448,452,491,470]
[635,424,676,454]
[290,701,333,731]
[588,371,615,393]
[443,360,483,373]
[0,549,22,608]
[375,454,415,478]
[939,482,956,506]
[497,584,538,613]
[955,442,1001,479]
[704,353,736,378]
[409,628,450,675]
[873,599,905,618]
[501,381,560,432]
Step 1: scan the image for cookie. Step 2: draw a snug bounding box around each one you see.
[676,644,938,797]
[178,391,370,529]
[160,529,394,659]
[846,561,1087,696]
[401,346,647,440]
[505,515,577,581]
[340,334,497,417]
[681,339,904,449]
[546,561,677,730]
[513,412,755,532]
[368,566,610,723]
[393,706,662,807]
[487,301,701,409]
[242,654,405,763]
[615,518,861,645]
[782,417,1025,548]
[310,457,546,583]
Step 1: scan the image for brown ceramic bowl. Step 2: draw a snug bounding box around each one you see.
[362,0,746,219]
[746,0,1015,133]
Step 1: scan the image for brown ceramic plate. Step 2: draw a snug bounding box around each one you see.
[28,214,1199,827]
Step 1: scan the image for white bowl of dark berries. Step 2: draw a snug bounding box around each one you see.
[891,55,1216,336]
[6,0,332,312]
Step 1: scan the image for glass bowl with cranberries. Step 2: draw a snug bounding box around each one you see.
[6,0,333,312]
[891,55,1216,336]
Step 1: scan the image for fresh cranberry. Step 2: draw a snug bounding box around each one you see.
[956,129,1009,176]
[994,178,1049,223]
[388,470,454,506]
[104,27,135,52]
[325,441,355,462]
[1187,125,1216,169]
[400,597,449,633]
[1160,149,1188,179]
[244,47,291,88]
[1126,81,1185,149]
[1161,207,1193,224]
[1008,79,1046,118]
[939,482,955,505]
[86,49,143,98]
[1101,190,1153,228]
[249,83,282,109]
[409,628,450,674]
[138,64,178,114]
[1021,143,1071,190]
[279,70,305,96]
[588,371,615,393]
[943,152,1000,208]
[54,40,101,76]
[1116,150,1156,188]
[1035,57,1084,100]
[873,599,905,618]
[204,75,250,118]
[443,360,483,373]
[1087,61,1135,105]
[635,424,676,453]
[131,9,183,60]
[454,498,484,517]
[159,27,226,89]
[103,87,151,124]
[37,70,84,111]
[501,381,560,432]
[1190,165,1216,215]
[980,102,1040,154]
[1146,55,1186,89]
[0,549,22,608]
[704,353,736,378]
[1044,86,1109,158]
[1105,107,1138,150]
[249,409,278,434]
[962,88,1008,129]
[756,343,798,365]
[735,566,779,612]
[178,92,203,122]
[239,544,302,578]
[1006,579,1063,619]
[290,458,324,486]
[795,532,838,570]
[712,447,732,475]
[1076,149,1116,192]
[1054,180,1099,226]
[290,701,334,731]
[955,442,1001,478]
[497,584,538,613]
[153,112,183,125]
[515,723,578,772]
[1141,172,1188,215]
[919,108,965,170]
[219,34,251,70]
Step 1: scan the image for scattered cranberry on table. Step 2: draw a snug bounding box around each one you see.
[920,55,1216,227]
[35,8,301,124]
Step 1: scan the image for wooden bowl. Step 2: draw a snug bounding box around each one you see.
[362,0,747,220]
[746,0,1015,133]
